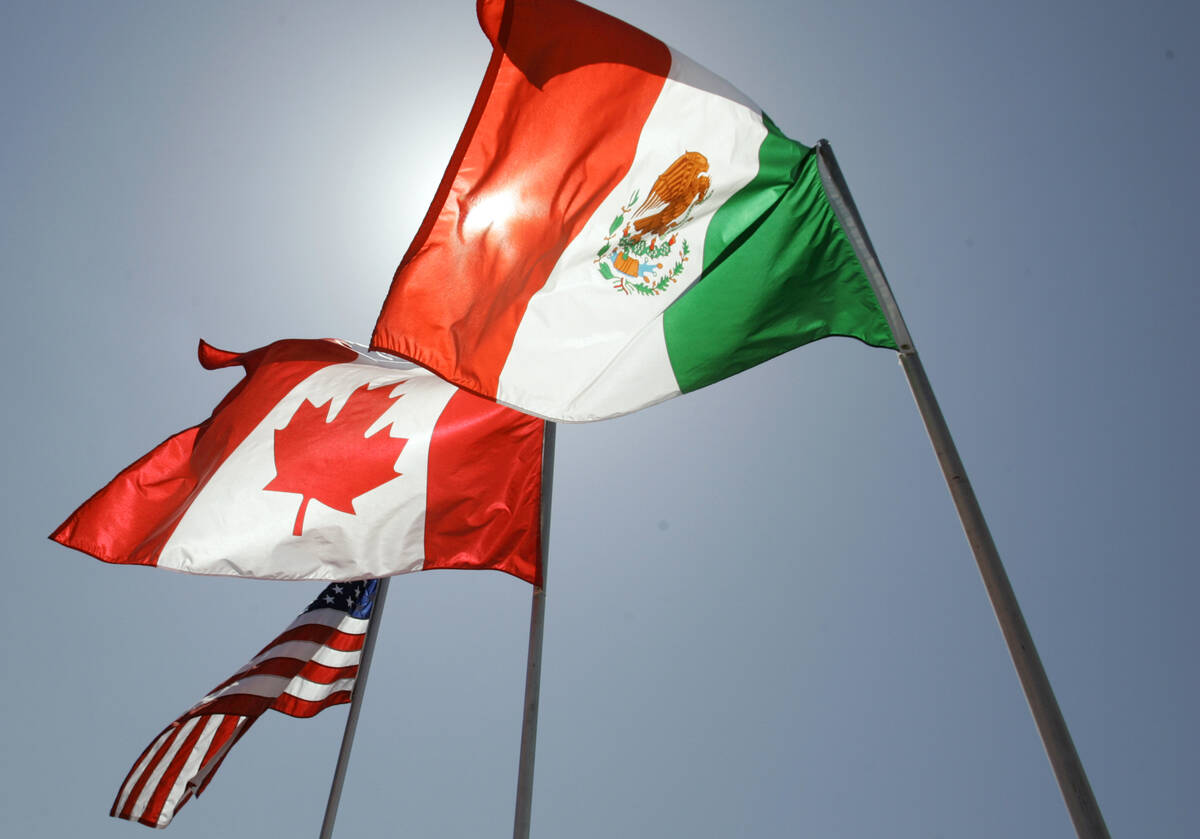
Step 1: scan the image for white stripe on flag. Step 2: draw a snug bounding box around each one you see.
[207,673,357,703]
[154,715,224,828]
[276,609,370,635]
[282,675,357,704]
[129,716,203,822]
[114,727,172,816]
[247,639,362,669]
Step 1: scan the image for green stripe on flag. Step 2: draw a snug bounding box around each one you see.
[663,117,896,393]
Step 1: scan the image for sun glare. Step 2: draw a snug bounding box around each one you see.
[462,189,519,236]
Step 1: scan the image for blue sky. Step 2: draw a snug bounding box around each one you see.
[2,1,1196,836]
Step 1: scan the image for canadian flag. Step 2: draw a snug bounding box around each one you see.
[52,339,545,585]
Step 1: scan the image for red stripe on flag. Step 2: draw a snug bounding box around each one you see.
[272,690,354,719]
[370,0,671,398]
[254,622,366,656]
[204,657,357,697]
[140,715,210,827]
[423,389,545,585]
[205,662,301,697]
[217,656,359,689]
[293,659,359,685]
[188,694,277,720]
[111,726,169,818]
[188,681,354,720]
[191,716,245,799]
[116,722,185,821]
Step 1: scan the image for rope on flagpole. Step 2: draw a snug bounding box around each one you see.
[815,140,1111,839]
[513,421,557,839]
[318,576,391,839]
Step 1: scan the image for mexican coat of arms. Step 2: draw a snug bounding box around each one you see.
[594,151,712,296]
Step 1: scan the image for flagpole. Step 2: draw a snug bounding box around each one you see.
[513,421,557,839]
[816,140,1111,839]
[318,576,391,839]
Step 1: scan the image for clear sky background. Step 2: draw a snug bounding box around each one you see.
[3,1,1196,836]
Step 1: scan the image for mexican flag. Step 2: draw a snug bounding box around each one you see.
[52,339,545,585]
[370,0,896,422]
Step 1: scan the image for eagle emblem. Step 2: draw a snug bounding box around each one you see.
[594,152,711,296]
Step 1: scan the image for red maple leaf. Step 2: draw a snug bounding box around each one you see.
[265,381,409,536]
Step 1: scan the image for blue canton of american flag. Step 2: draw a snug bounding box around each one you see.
[111,580,379,829]
[307,579,378,619]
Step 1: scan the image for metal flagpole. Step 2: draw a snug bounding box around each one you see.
[816,140,1111,839]
[513,421,557,839]
[319,576,391,839]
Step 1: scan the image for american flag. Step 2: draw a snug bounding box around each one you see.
[111,579,379,828]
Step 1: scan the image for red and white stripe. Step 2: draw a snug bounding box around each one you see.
[111,606,368,828]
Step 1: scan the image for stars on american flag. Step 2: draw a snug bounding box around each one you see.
[304,580,373,618]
